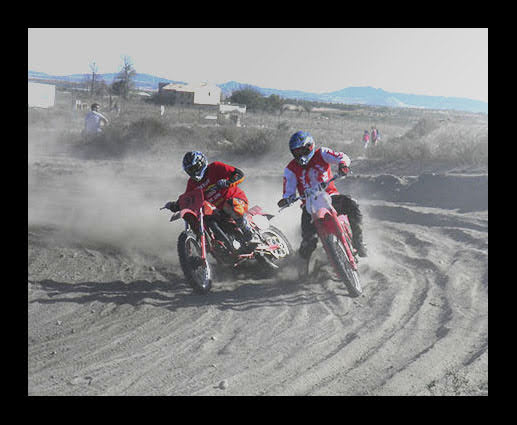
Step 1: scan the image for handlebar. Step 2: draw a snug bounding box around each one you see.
[277,174,347,212]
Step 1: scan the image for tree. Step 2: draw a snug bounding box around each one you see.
[112,55,136,99]
[265,94,284,114]
[229,86,265,111]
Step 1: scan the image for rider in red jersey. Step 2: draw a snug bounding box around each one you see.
[164,151,258,244]
[279,131,367,259]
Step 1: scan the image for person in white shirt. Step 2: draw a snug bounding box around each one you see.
[84,103,109,136]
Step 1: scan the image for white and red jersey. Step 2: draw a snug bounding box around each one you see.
[282,147,351,199]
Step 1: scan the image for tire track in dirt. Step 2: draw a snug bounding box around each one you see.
[273,206,487,395]
[28,155,487,395]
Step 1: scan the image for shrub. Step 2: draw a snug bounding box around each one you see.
[237,128,276,155]
[125,117,170,150]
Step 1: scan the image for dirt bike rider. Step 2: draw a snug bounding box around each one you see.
[278,131,367,259]
[164,151,259,246]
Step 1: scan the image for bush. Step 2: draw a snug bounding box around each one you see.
[125,117,170,148]
[212,127,278,155]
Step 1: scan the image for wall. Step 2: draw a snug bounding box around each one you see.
[193,86,221,106]
[28,82,56,108]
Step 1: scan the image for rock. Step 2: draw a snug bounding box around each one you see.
[218,380,228,390]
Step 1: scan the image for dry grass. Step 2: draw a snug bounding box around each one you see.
[29,92,488,167]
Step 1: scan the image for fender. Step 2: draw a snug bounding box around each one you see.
[314,208,342,238]
[247,205,274,220]
[179,208,198,220]
[169,209,198,222]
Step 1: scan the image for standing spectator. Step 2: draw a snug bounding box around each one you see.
[362,130,370,150]
[371,126,378,146]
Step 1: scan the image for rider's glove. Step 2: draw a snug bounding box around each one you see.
[277,198,289,208]
[164,201,179,212]
[216,178,230,189]
[277,195,296,208]
[338,163,350,176]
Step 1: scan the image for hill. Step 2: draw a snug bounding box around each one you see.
[28,70,487,114]
[218,81,488,114]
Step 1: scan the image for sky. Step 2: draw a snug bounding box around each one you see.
[28,28,488,103]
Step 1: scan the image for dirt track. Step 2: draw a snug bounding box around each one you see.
[28,148,488,395]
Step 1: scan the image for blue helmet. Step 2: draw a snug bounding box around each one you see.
[182,151,208,181]
[289,131,315,166]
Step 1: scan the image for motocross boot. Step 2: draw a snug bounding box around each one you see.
[350,224,368,257]
[235,216,260,246]
[299,236,318,260]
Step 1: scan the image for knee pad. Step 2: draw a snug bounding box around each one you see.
[224,198,248,218]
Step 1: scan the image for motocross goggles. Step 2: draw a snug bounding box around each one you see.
[185,160,206,179]
[291,145,313,160]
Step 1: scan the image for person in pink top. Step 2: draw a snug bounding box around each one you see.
[279,131,367,259]
[371,126,378,146]
[363,130,370,149]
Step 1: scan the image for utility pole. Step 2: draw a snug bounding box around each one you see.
[89,61,98,97]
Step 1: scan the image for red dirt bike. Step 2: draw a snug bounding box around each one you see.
[161,187,292,294]
[278,175,362,297]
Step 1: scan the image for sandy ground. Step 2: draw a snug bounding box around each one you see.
[28,142,488,396]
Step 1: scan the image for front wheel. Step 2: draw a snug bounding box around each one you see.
[324,234,362,297]
[177,230,212,294]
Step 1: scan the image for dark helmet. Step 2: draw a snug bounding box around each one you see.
[182,151,208,181]
[289,131,315,166]
[91,103,100,111]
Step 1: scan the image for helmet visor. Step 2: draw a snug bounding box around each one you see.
[291,145,312,160]
[185,160,205,178]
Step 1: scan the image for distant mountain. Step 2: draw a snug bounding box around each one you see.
[218,81,488,114]
[28,70,487,114]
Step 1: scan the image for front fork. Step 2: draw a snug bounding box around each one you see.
[314,211,358,270]
[185,209,208,261]
[198,207,208,261]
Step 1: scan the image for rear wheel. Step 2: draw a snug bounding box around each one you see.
[324,234,362,297]
[177,230,212,294]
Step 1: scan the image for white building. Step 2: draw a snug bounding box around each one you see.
[28,82,55,108]
[159,82,221,106]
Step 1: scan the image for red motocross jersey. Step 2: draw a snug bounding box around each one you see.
[185,161,247,208]
[282,147,351,199]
